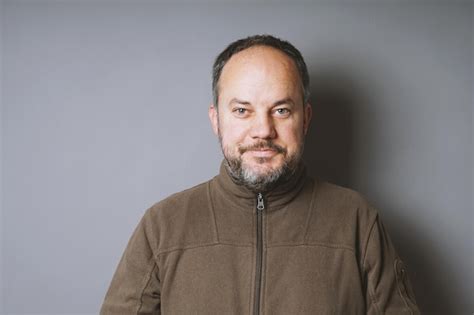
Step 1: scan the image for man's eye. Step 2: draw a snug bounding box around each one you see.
[275,108,290,116]
[233,108,248,115]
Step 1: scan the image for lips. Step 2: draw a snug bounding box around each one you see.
[239,141,286,155]
[246,148,278,158]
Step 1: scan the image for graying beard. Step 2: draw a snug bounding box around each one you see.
[217,121,303,192]
[224,155,298,193]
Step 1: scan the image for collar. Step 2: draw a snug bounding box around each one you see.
[211,159,308,213]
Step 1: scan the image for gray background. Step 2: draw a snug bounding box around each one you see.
[1,1,472,314]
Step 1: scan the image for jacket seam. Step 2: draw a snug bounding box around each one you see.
[361,216,382,314]
[261,207,268,315]
[136,260,158,315]
[267,242,355,252]
[394,259,415,315]
[249,204,257,315]
[303,179,318,243]
[156,242,253,257]
[207,181,220,243]
[361,213,378,268]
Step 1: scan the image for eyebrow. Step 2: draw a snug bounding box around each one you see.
[273,97,296,106]
[229,98,251,106]
[228,97,296,106]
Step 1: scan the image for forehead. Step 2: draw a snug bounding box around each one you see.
[224,46,298,74]
[218,46,302,100]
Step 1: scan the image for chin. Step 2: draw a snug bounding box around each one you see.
[242,158,282,175]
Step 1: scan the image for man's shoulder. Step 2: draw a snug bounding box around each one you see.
[310,179,379,225]
[148,179,213,216]
[305,179,380,249]
[141,179,217,250]
[314,180,374,210]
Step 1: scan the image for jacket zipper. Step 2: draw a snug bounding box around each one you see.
[254,192,265,315]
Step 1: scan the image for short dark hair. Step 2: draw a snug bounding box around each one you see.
[212,34,310,107]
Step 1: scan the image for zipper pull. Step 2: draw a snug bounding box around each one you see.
[257,193,265,211]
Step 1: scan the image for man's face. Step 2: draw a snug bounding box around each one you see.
[209,46,312,191]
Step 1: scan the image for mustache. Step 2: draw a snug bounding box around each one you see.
[238,141,286,155]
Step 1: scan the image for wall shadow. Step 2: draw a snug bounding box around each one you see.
[385,209,461,314]
[303,68,357,187]
[302,66,465,314]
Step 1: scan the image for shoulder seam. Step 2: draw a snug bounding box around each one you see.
[303,179,318,243]
[136,260,158,314]
[361,214,382,314]
[361,213,379,269]
[207,181,220,243]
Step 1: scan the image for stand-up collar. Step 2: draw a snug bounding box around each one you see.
[211,159,308,213]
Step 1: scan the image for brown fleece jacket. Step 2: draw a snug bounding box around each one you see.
[100,161,419,314]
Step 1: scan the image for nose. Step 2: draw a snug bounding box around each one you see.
[249,113,276,139]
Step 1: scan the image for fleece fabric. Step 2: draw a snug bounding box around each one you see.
[101,161,420,314]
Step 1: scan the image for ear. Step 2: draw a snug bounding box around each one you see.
[303,103,312,135]
[208,104,219,136]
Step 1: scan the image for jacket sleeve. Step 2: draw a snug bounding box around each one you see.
[100,209,161,315]
[362,215,420,315]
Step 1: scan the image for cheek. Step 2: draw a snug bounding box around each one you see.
[219,119,248,143]
[277,124,304,145]
[219,126,246,151]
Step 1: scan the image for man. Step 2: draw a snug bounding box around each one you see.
[101,35,419,314]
